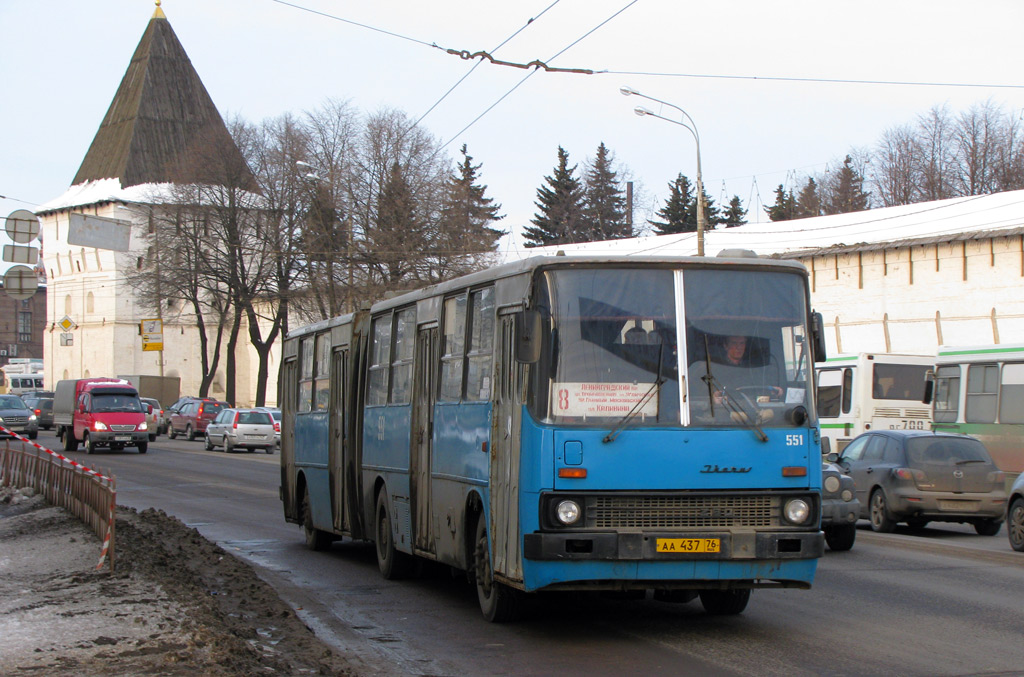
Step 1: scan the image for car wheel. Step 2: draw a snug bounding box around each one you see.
[906,518,929,531]
[824,524,856,551]
[302,489,333,551]
[204,434,214,451]
[84,433,97,455]
[375,491,414,580]
[473,513,523,622]
[265,446,273,454]
[168,427,177,440]
[869,489,897,533]
[137,441,148,454]
[699,589,751,615]
[186,424,195,441]
[27,431,37,440]
[225,439,234,454]
[973,518,1002,536]
[1008,498,1024,552]
[148,433,156,442]
[62,429,79,452]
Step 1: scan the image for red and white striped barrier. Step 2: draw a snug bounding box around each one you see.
[0,425,112,482]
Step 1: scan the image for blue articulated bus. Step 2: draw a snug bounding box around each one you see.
[280,253,827,621]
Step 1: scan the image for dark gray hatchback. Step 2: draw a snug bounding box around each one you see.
[833,430,1007,535]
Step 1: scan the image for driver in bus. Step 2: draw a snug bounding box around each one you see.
[688,335,783,422]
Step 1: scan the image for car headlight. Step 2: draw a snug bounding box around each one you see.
[93,421,108,431]
[555,499,582,525]
[784,498,812,525]
[823,475,841,494]
[29,414,37,422]
[139,422,148,431]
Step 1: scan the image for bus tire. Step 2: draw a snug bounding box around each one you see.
[699,589,751,615]
[824,523,856,551]
[375,491,413,579]
[869,489,897,533]
[301,489,332,551]
[473,514,523,622]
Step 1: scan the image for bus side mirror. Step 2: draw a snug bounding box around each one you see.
[515,310,542,364]
[811,311,827,363]
[922,370,934,404]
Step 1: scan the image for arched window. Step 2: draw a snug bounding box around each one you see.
[64,294,72,315]
[86,291,95,314]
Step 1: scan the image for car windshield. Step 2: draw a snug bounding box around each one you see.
[0,396,26,410]
[906,437,993,466]
[92,394,143,413]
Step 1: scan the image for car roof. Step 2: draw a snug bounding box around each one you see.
[863,429,977,441]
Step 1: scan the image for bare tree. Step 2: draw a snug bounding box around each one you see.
[952,100,1003,196]
[873,124,922,207]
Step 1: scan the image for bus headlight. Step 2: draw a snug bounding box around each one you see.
[784,498,811,525]
[555,500,581,526]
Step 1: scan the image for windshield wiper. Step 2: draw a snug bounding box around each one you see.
[603,343,665,444]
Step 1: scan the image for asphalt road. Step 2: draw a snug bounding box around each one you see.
[33,430,1024,676]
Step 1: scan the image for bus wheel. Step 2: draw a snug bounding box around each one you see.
[699,589,751,615]
[375,492,413,579]
[869,489,897,533]
[473,515,523,622]
[301,489,332,551]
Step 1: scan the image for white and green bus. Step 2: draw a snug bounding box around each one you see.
[929,344,1024,476]
[815,352,933,456]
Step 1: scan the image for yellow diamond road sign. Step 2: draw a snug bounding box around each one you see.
[58,315,77,332]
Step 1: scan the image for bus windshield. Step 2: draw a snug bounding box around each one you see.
[537,266,812,427]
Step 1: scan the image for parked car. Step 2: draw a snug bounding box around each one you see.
[21,391,55,406]
[204,408,276,453]
[168,398,230,440]
[820,461,859,550]
[834,430,1007,534]
[1008,473,1024,552]
[31,397,54,431]
[0,394,39,439]
[140,397,163,441]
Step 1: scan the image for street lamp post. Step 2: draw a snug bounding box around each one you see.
[620,86,705,256]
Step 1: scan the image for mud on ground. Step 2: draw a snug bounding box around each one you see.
[0,486,358,675]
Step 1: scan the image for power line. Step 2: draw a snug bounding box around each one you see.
[600,70,1024,90]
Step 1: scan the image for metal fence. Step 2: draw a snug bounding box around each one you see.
[0,438,116,571]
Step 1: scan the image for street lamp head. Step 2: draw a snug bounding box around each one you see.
[634,106,653,117]
[619,85,639,97]
[295,160,314,170]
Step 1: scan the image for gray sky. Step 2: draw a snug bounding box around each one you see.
[3,0,1024,262]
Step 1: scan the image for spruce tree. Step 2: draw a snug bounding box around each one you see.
[440,144,505,254]
[582,142,630,241]
[795,178,822,219]
[649,173,695,235]
[722,195,747,227]
[523,146,586,247]
[765,184,797,221]
[824,155,871,215]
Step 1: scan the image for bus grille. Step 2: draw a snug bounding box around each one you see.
[588,495,778,529]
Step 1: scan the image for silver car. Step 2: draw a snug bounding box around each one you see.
[1008,473,1024,552]
[140,398,163,441]
[204,408,275,453]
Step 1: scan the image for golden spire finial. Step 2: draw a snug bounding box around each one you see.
[153,0,166,19]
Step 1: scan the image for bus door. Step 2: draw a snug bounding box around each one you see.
[329,347,349,534]
[411,325,438,554]
[280,358,299,522]
[490,312,524,582]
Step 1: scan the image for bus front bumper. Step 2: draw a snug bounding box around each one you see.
[523,530,824,561]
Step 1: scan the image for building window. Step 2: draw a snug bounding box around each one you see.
[17,312,31,343]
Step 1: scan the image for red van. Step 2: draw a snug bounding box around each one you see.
[54,378,149,454]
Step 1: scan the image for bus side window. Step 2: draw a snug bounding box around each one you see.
[934,365,960,423]
[965,363,998,424]
[999,362,1024,424]
[841,368,853,414]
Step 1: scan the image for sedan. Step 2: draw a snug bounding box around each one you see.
[820,461,859,550]
[835,429,1007,534]
[1009,473,1024,552]
[204,408,276,453]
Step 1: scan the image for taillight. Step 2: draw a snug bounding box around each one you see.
[273,422,281,433]
[198,403,205,416]
[233,412,239,429]
[893,467,929,486]
[989,470,1006,485]
[34,409,41,415]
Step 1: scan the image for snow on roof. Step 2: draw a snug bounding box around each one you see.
[503,189,1024,261]
[34,179,177,214]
